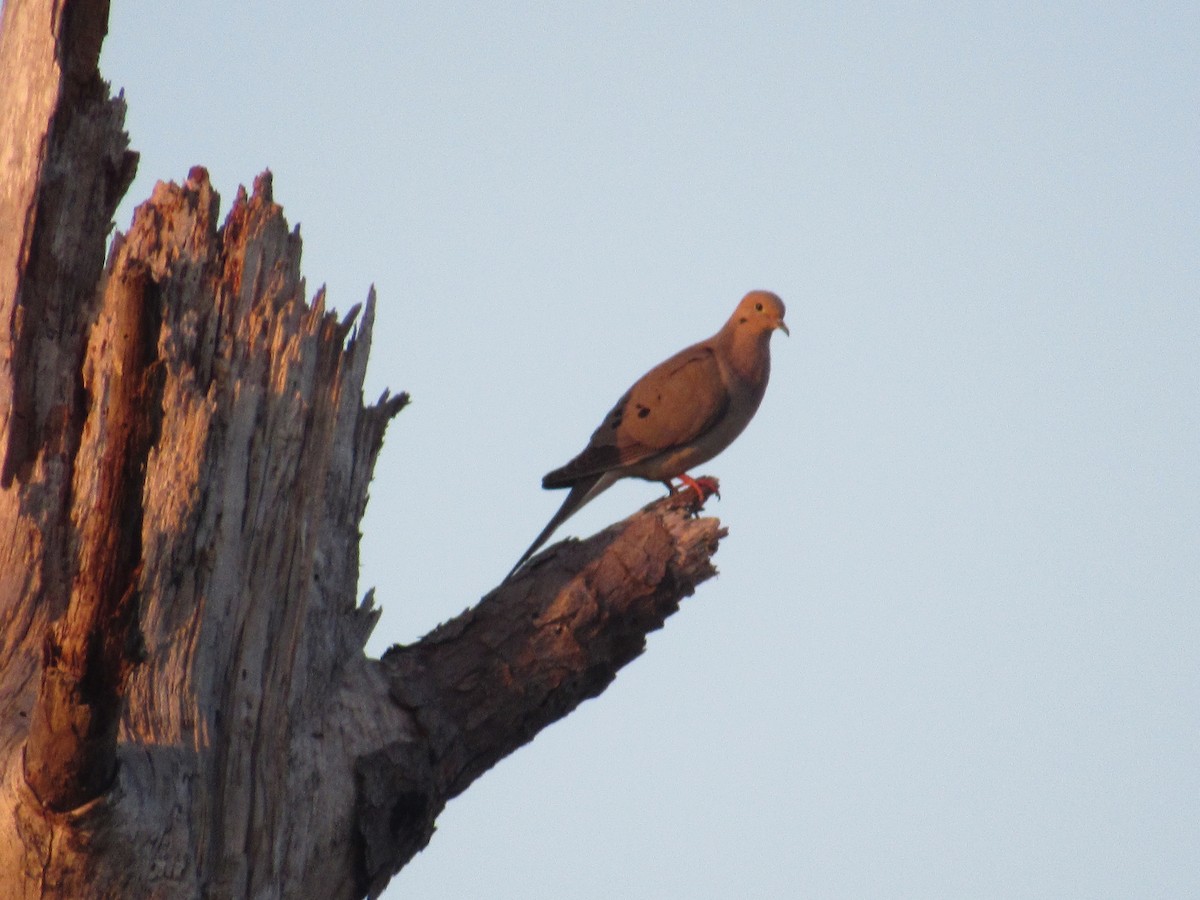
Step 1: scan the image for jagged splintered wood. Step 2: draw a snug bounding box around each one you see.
[0,1,727,896]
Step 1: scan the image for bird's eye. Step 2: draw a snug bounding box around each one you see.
[755,302,764,312]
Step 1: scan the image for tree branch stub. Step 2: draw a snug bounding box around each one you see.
[355,491,724,894]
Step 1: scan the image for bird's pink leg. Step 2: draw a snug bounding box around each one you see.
[672,473,721,502]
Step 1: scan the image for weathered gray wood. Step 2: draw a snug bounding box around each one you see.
[0,2,726,897]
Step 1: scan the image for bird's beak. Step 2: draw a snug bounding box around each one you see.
[776,320,790,337]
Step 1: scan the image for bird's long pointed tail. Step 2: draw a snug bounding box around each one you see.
[505,473,614,581]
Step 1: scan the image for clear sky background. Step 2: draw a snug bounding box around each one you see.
[99,3,1197,898]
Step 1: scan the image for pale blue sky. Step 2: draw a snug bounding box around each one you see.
[101,3,1198,897]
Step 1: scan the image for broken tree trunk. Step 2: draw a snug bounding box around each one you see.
[0,1,725,897]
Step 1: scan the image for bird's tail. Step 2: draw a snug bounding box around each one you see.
[505,473,615,581]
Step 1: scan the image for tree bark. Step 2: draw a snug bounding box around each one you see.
[0,2,725,897]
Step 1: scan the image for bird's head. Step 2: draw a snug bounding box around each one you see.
[735,290,789,337]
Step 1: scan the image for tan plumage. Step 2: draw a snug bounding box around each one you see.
[506,290,789,580]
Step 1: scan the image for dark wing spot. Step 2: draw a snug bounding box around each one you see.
[637,405,651,419]
[739,316,748,324]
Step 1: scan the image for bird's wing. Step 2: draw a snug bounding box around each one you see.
[543,343,729,487]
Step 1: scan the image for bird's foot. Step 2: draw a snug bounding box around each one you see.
[665,473,720,514]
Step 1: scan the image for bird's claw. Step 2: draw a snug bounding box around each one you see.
[665,473,720,515]
[692,475,721,501]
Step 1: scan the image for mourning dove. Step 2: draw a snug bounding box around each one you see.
[507,290,788,580]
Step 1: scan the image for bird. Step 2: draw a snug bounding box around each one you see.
[506,289,788,580]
